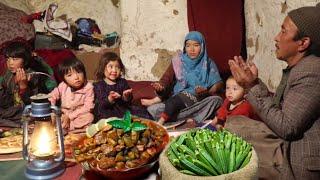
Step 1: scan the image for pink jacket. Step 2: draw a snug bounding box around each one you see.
[49,81,94,129]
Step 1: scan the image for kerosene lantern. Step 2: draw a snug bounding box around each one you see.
[22,94,65,179]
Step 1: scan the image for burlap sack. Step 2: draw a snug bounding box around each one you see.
[224,116,284,179]
[159,144,258,180]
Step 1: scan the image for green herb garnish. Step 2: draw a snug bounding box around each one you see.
[107,111,147,132]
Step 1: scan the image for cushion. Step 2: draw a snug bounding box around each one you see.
[128,80,156,106]
[0,2,35,48]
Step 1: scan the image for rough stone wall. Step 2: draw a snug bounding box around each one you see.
[244,0,320,91]
[120,0,188,81]
[0,0,32,13]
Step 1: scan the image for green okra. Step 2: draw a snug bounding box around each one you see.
[204,140,213,159]
[235,144,252,170]
[216,142,227,174]
[179,155,211,176]
[177,144,196,159]
[219,131,225,142]
[225,133,232,150]
[198,146,223,175]
[170,142,182,158]
[168,148,183,169]
[168,147,179,160]
[224,145,230,173]
[195,150,212,168]
[228,142,236,173]
[185,133,197,151]
[176,133,186,145]
[235,137,241,156]
[180,169,196,176]
[240,151,252,169]
[194,131,202,143]
[192,158,218,176]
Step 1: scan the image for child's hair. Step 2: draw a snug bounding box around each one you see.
[3,42,32,69]
[226,75,248,93]
[95,52,126,81]
[58,57,87,82]
[226,75,235,82]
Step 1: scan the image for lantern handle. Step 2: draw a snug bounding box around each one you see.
[22,105,32,161]
[51,105,65,162]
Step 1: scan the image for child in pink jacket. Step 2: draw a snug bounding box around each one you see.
[49,58,94,131]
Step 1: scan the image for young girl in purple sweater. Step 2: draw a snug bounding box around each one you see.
[93,52,151,120]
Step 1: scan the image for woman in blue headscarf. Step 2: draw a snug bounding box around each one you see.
[142,31,223,125]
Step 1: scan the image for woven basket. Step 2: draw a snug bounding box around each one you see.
[159,143,258,180]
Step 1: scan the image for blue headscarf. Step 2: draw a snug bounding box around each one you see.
[172,31,221,95]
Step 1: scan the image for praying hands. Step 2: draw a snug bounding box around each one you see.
[228,56,259,89]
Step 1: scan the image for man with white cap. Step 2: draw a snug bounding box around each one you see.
[226,3,320,179]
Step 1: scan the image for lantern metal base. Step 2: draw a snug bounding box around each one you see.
[25,159,65,180]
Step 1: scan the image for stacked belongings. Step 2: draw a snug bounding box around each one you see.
[104,31,120,48]
[74,19,120,49]
[25,3,72,50]
[74,18,103,47]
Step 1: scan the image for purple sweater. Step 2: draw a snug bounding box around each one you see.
[93,78,152,120]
